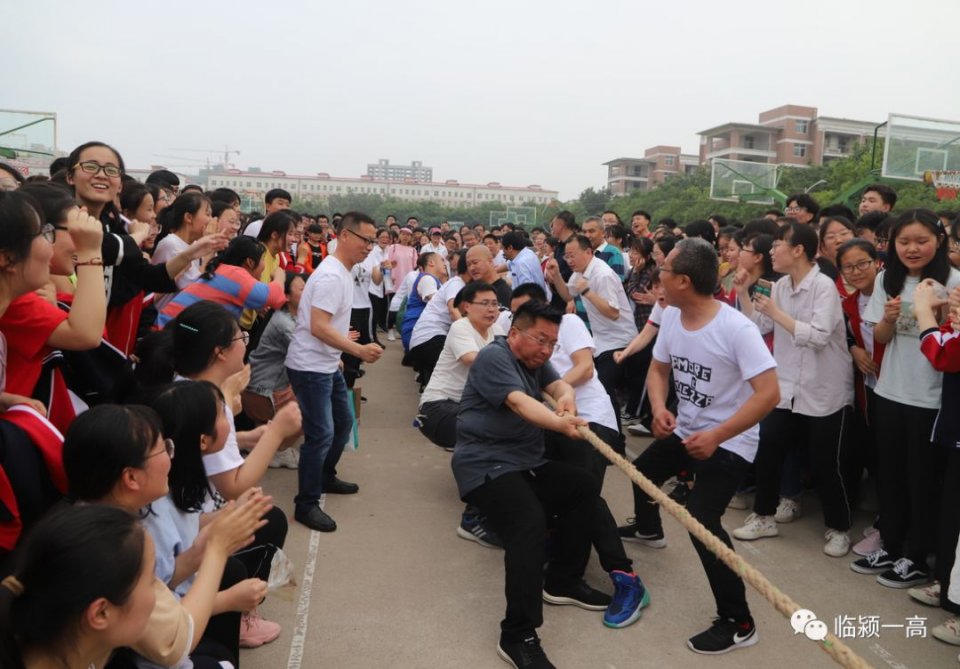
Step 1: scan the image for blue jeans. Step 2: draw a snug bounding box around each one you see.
[287,367,353,515]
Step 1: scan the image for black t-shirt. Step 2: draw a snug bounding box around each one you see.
[452,337,560,497]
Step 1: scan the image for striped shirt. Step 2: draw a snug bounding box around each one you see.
[157,264,286,328]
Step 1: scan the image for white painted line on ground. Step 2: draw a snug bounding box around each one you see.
[286,529,321,669]
[869,642,911,669]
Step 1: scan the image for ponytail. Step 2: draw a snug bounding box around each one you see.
[202,235,265,280]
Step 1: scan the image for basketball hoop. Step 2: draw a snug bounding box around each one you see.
[924,169,960,201]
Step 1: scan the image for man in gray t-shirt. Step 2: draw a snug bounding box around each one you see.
[452,301,646,668]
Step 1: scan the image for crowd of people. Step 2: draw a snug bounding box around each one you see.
[1,148,960,669]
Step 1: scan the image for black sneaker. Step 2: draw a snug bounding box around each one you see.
[617,519,667,548]
[668,481,690,506]
[850,548,896,575]
[877,558,931,589]
[497,635,556,669]
[542,579,611,611]
[457,512,504,549]
[687,617,758,655]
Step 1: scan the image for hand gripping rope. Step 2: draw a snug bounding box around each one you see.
[544,395,874,669]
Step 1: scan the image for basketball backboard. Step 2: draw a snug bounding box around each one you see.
[489,206,536,230]
[882,113,960,182]
[0,109,58,177]
[709,158,778,204]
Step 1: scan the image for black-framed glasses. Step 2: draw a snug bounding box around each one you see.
[345,228,376,247]
[145,438,175,460]
[840,259,875,275]
[75,160,122,178]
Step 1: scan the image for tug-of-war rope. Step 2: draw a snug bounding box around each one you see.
[545,396,874,669]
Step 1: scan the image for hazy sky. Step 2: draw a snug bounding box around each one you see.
[3,0,957,199]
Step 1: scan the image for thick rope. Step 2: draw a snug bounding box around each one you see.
[545,397,874,669]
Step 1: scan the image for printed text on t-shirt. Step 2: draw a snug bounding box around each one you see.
[671,355,715,408]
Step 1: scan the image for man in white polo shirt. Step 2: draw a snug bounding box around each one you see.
[286,212,384,532]
[545,234,639,424]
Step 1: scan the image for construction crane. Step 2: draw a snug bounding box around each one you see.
[166,145,240,169]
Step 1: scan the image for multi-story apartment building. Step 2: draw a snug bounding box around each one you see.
[203,169,558,209]
[604,146,699,196]
[366,159,432,182]
[698,104,879,167]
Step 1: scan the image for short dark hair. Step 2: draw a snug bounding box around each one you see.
[671,238,719,296]
[511,283,548,304]
[338,211,375,233]
[786,192,820,218]
[631,210,651,220]
[145,168,179,189]
[601,210,622,224]
[458,281,496,306]
[553,210,578,231]
[570,234,592,251]
[836,238,878,267]
[862,183,897,209]
[605,224,626,242]
[819,204,856,221]
[776,221,818,261]
[209,187,241,206]
[257,209,298,243]
[265,188,292,204]
[512,300,562,330]
[684,220,716,246]
[855,210,890,233]
[501,231,529,251]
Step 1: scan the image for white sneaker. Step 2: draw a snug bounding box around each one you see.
[933,617,960,646]
[387,329,397,342]
[823,529,851,557]
[626,423,651,436]
[732,513,778,541]
[727,492,751,510]
[909,581,941,607]
[774,497,802,523]
[269,447,299,469]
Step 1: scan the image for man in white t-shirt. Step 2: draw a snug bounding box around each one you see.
[619,238,779,655]
[545,234,639,425]
[285,212,384,532]
[243,188,291,239]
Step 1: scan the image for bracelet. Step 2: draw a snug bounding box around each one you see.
[580,287,590,296]
[74,257,104,267]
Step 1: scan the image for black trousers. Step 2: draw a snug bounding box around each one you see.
[753,407,851,532]
[233,505,287,583]
[342,307,372,389]
[937,444,960,614]
[844,386,878,508]
[875,395,943,563]
[408,334,447,386]
[631,435,752,622]
[621,344,653,417]
[370,292,389,339]
[417,399,459,450]
[544,423,632,575]
[464,462,599,641]
[594,349,646,431]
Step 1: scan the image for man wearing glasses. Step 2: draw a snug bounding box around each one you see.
[784,193,820,226]
[285,212,384,533]
[452,301,643,669]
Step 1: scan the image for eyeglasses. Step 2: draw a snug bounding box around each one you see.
[232,330,250,346]
[784,206,805,214]
[145,438,175,460]
[75,161,122,179]
[346,228,376,247]
[36,222,66,244]
[660,265,683,276]
[840,259,875,275]
[740,247,756,254]
[517,329,558,349]
[469,300,500,309]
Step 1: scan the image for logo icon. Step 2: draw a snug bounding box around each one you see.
[790,608,828,641]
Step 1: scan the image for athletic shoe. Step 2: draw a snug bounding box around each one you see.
[542,579,611,611]
[457,513,503,549]
[852,526,882,557]
[932,617,960,646]
[909,581,941,607]
[620,410,641,426]
[269,447,299,469]
[668,481,690,506]
[877,558,930,589]
[603,570,650,628]
[387,329,397,342]
[850,548,896,574]
[627,423,652,436]
[497,635,555,669]
[727,492,751,510]
[774,497,802,524]
[823,530,851,557]
[687,617,758,655]
[239,609,281,648]
[732,513,778,541]
[617,520,667,548]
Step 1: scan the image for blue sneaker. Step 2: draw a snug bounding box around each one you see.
[457,511,504,549]
[603,570,649,628]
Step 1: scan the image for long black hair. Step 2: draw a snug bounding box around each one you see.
[0,505,145,669]
[149,381,222,512]
[0,190,43,266]
[882,209,951,297]
[62,404,164,502]
[201,235,265,280]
